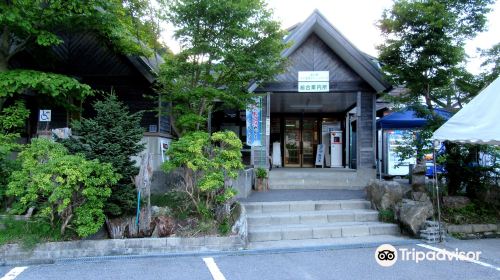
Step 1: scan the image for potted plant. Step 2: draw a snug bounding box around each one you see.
[255,167,269,192]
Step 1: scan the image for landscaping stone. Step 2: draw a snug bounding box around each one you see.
[151,206,172,217]
[151,216,175,237]
[396,198,434,236]
[442,196,471,209]
[411,164,427,192]
[365,179,410,211]
[447,224,473,234]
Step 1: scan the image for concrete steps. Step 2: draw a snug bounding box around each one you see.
[268,169,368,190]
[243,200,400,243]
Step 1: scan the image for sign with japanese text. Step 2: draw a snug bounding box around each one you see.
[298,71,329,92]
[246,97,262,146]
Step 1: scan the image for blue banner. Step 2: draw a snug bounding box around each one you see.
[246,97,262,146]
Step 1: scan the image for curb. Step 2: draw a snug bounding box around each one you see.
[2,237,420,266]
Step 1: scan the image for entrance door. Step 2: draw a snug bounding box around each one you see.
[283,117,318,167]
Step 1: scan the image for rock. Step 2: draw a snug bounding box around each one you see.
[411,164,427,192]
[24,207,35,218]
[396,198,434,236]
[151,206,172,217]
[365,179,410,211]
[153,216,175,237]
[411,191,431,203]
[442,196,471,209]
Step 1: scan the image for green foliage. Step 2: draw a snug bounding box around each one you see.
[0,217,63,249]
[60,95,145,217]
[442,201,499,225]
[0,101,30,207]
[6,138,120,237]
[378,0,493,111]
[439,143,500,196]
[379,209,395,223]
[0,0,158,63]
[0,70,93,109]
[255,167,268,179]
[158,0,287,136]
[163,131,243,218]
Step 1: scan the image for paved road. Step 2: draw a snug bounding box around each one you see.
[2,239,499,280]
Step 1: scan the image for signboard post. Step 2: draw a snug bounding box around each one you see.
[315,144,325,168]
[298,71,329,92]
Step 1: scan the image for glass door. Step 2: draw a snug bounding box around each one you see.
[284,118,301,167]
[283,117,319,167]
[302,118,318,167]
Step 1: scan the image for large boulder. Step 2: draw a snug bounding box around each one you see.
[443,196,471,209]
[365,179,410,211]
[396,198,434,235]
[411,164,427,192]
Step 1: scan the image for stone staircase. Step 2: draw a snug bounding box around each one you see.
[268,169,372,190]
[243,199,400,244]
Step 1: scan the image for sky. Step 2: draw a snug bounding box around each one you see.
[162,0,500,74]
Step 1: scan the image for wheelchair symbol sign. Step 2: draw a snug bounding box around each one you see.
[39,110,51,122]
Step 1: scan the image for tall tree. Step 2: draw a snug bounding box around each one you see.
[378,0,493,112]
[157,0,287,136]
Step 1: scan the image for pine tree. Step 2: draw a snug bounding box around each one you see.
[62,95,145,217]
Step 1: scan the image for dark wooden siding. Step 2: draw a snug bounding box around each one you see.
[275,33,364,83]
[358,92,375,168]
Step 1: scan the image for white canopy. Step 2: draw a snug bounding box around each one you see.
[432,76,500,145]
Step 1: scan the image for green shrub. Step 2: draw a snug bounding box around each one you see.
[0,217,63,249]
[379,209,395,223]
[60,94,145,217]
[255,167,268,179]
[151,191,195,219]
[163,131,243,220]
[0,101,30,208]
[6,138,120,237]
[442,202,498,225]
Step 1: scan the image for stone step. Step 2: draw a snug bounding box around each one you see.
[247,209,379,227]
[243,200,371,214]
[248,222,400,242]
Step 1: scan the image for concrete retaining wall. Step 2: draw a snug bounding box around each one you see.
[446,223,500,238]
[0,236,245,265]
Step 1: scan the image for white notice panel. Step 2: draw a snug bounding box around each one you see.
[298,71,329,92]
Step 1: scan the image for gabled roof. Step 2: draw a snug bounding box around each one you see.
[278,10,391,93]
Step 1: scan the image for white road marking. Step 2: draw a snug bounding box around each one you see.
[0,267,28,280]
[203,257,227,280]
[417,243,500,272]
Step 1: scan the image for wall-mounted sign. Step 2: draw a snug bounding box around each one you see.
[298,71,329,92]
[39,110,51,122]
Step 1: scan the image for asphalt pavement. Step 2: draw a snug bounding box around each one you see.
[1,239,499,280]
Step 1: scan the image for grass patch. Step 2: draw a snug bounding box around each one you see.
[0,217,64,249]
[442,201,499,225]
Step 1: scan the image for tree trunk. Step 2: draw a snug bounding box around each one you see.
[0,57,7,72]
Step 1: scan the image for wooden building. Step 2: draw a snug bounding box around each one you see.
[213,10,391,187]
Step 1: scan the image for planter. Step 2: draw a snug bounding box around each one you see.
[255,178,269,192]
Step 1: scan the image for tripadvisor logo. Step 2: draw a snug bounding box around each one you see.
[375,244,398,267]
[375,244,482,267]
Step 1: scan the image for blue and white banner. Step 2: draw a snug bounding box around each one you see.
[246,97,262,146]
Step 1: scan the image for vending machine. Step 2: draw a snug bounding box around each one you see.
[330,131,343,167]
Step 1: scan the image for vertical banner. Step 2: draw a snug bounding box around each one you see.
[246,97,262,146]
